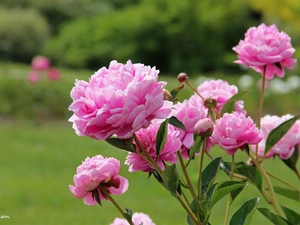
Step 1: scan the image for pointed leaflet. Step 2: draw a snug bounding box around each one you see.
[264,115,300,156]
[230,180,246,204]
[168,116,186,131]
[258,208,292,225]
[155,119,169,160]
[106,137,136,152]
[272,186,300,202]
[280,145,300,179]
[221,90,250,115]
[161,164,180,197]
[186,136,204,167]
[209,180,245,208]
[229,197,260,225]
[123,208,133,224]
[170,84,184,100]
[281,206,300,225]
[188,196,210,223]
[91,189,102,206]
[201,157,222,195]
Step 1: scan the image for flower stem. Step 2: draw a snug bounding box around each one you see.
[185,80,204,100]
[267,171,300,192]
[224,154,235,225]
[176,194,200,225]
[99,186,134,225]
[197,138,206,197]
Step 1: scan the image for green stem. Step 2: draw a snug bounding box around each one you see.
[99,186,134,225]
[224,154,235,225]
[176,194,200,225]
[197,138,206,197]
[267,171,300,192]
[185,80,204,100]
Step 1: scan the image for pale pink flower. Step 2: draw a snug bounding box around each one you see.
[252,114,300,159]
[125,122,181,172]
[27,71,40,83]
[69,155,129,205]
[47,68,60,80]
[196,79,246,114]
[233,23,297,79]
[110,212,156,225]
[68,60,172,140]
[31,55,51,70]
[172,98,215,158]
[194,118,214,137]
[214,112,262,155]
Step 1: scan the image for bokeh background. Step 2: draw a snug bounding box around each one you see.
[0,0,299,225]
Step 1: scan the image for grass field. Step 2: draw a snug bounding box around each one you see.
[1,120,299,225]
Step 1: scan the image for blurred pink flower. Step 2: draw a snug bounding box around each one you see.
[125,122,181,172]
[196,79,246,114]
[110,212,156,225]
[69,155,128,205]
[47,68,60,81]
[172,98,215,158]
[233,23,297,79]
[27,70,40,83]
[31,55,51,70]
[68,60,172,140]
[252,114,300,159]
[214,112,262,155]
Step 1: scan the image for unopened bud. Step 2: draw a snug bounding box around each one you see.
[163,89,173,101]
[177,72,188,83]
[194,118,214,137]
[204,97,218,110]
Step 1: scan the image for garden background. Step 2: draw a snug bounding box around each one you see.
[0,0,299,224]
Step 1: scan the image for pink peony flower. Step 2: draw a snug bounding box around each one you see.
[196,79,246,114]
[194,118,214,137]
[233,23,297,79]
[125,122,181,172]
[31,55,51,70]
[27,70,40,83]
[213,112,262,155]
[110,212,156,225]
[68,60,173,140]
[69,155,129,205]
[252,114,300,159]
[47,68,60,81]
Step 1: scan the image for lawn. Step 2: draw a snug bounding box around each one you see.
[0,120,299,225]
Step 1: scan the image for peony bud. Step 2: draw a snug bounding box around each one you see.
[194,118,214,137]
[163,89,173,101]
[177,72,188,83]
[204,97,218,110]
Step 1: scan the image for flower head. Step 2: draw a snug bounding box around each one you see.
[214,112,262,155]
[252,114,300,159]
[47,68,60,81]
[68,60,172,140]
[69,155,128,205]
[27,70,40,83]
[31,55,50,70]
[194,118,214,137]
[110,212,156,225]
[233,23,297,79]
[125,122,181,172]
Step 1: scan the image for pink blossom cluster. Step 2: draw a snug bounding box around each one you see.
[68,60,172,140]
[233,23,296,79]
[252,114,300,159]
[110,212,156,225]
[27,56,60,83]
[69,155,128,205]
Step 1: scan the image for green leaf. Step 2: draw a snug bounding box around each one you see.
[161,164,180,196]
[106,137,136,152]
[258,208,292,225]
[221,90,250,115]
[201,157,222,195]
[273,186,300,202]
[209,180,245,208]
[168,116,186,131]
[186,136,204,167]
[280,145,300,179]
[123,208,133,224]
[155,119,169,160]
[235,162,263,191]
[281,206,300,225]
[264,115,300,156]
[230,180,246,204]
[229,197,260,225]
[91,189,102,206]
[188,196,210,223]
[170,84,184,100]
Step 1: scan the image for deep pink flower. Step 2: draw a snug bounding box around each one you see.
[27,71,40,83]
[125,122,181,172]
[69,155,129,205]
[196,79,246,114]
[110,212,156,225]
[252,114,300,159]
[68,60,172,140]
[233,23,297,79]
[31,56,51,70]
[214,112,262,155]
[47,68,60,81]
